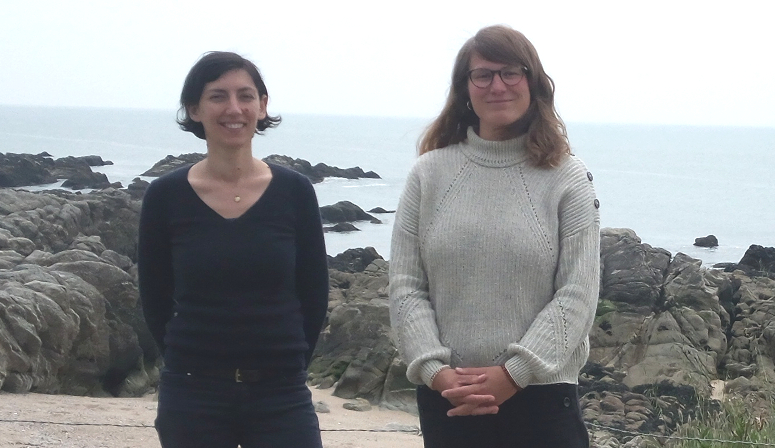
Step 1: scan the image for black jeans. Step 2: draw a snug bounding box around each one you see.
[155,369,322,448]
[417,383,589,448]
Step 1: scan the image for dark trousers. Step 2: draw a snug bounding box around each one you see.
[155,369,322,448]
[417,383,589,448]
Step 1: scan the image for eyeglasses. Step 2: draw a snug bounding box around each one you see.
[468,66,528,88]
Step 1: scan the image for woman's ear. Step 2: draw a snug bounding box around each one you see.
[188,104,201,122]
[258,95,268,120]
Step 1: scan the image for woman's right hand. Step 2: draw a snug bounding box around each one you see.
[431,368,499,416]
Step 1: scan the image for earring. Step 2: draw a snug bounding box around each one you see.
[466,101,472,110]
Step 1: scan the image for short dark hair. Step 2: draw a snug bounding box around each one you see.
[177,51,281,139]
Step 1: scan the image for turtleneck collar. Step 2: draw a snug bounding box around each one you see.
[460,126,530,167]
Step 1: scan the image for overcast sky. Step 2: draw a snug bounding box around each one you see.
[1,0,773,127]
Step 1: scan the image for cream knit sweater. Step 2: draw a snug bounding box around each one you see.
[389,127,600,389]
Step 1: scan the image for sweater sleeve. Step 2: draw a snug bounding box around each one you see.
[294,177,329,368]
[389,167,451,386]
[504,161,600,387]
[138,179,175,353]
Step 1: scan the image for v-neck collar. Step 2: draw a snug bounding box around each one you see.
[184,163,276,221]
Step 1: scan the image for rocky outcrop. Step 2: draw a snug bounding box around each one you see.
[125,178,150,200]
[141,153,380,185]
[738,244,775,274]
[327,247,383,273]
[368,207,395,214]
[320,201,381,225]
[308,230,775,446]
[0,189,141,260]
[591,233,730,393]
[0,153,56,187]
[2,183,775,446]
[306,248,415,412]
[0,189,150,396]
[0,152,114,189]
[0,239,154,397]
[324,222,360,233]
[140,153,205,177]
[694,235,719,247]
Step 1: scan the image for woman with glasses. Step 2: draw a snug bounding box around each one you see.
[389,25,599,448]
[139,51,328,448]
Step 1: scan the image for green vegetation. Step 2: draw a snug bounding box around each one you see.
[665,397,773,448]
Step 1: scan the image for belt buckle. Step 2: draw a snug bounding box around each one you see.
[235,368,242,383]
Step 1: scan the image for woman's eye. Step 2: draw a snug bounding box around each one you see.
[473,71,491,80]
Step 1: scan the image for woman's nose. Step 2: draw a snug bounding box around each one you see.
[489,73,508,91]
[226,95,242,112]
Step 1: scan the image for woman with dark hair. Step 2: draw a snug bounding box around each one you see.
[139,51,328,448]
[389,25,599,448]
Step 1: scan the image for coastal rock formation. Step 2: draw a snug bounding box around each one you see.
[0,189,149,396]
[694,234,719,247]
[2,185,775,446]
[0,152,113,189]
[327,247,383,273]
[140,153,205,177]
[324,222,360,233]
[592,233,729,393]
[0,189,140,259]
[307,248,414,412]
[368,207,395,214]
[0,152,56,187]
[141,153,381,185]
[125,178,150,200]
[308,231,775,445]
[320,201,381,225]
[738,244,775,274]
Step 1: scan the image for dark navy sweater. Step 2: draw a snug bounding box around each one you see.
[138,163,329,372]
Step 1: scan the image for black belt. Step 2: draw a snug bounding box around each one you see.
[187,368,286,383]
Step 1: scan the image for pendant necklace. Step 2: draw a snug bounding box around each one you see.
[234,195,241,203]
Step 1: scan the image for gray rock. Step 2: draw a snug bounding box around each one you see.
[693,235,718,247]
[327,247,383,273]
[342,398,372,411]
[320,201,381,225]
[141,153,381,184]
[324,222,360,233]
[600,228,671,311]
[8,237,36,256]
[739,244,775,274]
[367,207,394,214]
[313,401,330,413]
[0,152,56,187]
[141,153,204,177]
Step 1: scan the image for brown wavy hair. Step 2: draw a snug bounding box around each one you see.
[418,25,570,167]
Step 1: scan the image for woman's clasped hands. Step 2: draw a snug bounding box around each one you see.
[431,366,521,417]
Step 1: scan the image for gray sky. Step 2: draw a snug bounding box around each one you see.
[2,0,773,127]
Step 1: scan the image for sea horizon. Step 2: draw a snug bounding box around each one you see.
[1,105,773,265]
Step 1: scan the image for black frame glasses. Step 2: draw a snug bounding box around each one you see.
[468,66,528,88]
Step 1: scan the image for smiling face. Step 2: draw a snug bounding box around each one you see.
[188,69,267,150]
[467,52,531,141]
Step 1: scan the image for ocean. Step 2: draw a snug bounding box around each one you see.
[1,105,773,265]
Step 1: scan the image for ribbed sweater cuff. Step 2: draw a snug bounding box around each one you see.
[419,360,449,387]
[504,356,529,389]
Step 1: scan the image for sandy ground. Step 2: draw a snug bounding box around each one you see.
[0,387,423,448]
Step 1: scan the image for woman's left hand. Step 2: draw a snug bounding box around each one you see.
[441,366,521,416]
